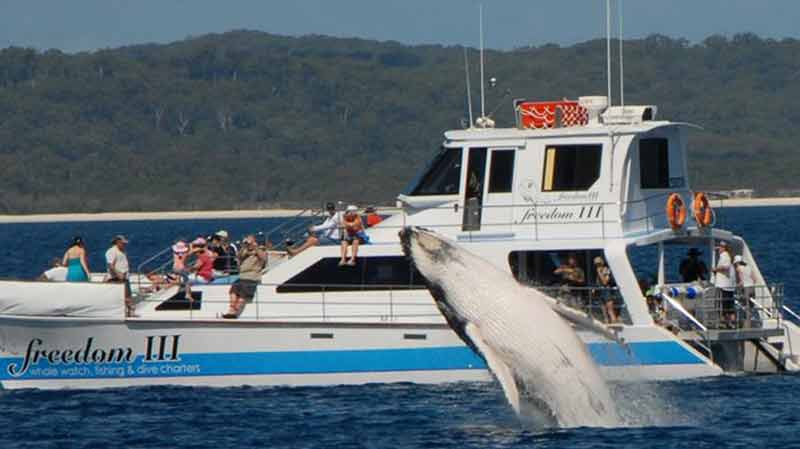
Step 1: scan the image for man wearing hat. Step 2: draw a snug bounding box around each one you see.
[211,230,238,276]
[287,202,343,256]
[106,235,133,316]
[679,248,708,283]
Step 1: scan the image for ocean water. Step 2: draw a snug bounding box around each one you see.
[0,206,798,448]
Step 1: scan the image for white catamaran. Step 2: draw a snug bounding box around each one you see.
[1,93,798,389]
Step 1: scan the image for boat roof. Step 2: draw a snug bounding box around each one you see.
[444,121,698,143]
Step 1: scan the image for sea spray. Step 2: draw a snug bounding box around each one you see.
[400,227,622,428]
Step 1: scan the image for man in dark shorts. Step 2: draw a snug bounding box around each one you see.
[223,234,267,319]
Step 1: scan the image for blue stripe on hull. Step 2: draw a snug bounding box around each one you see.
[587,341,705,366]
[0,341,705,381]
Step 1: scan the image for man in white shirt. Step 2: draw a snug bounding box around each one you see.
[713,241,737,326]
[287,202,343,256]
[106,235,133,316]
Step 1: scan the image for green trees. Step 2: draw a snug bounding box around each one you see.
[0,31,797,213]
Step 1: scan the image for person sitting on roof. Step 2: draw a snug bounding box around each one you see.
[210,230,238,277]
[40,258,68,282]
[170,240,193,299]
[364,205,383,228]
[287,202,343,256]
[340,205,369,266]
[188,237,216,284]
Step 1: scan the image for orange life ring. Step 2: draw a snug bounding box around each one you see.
[692,192,713,227]
[665,193,687,230]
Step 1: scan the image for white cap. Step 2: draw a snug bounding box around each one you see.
[216,230,229,238]
[346,205,358,212]
[733,255,745,264]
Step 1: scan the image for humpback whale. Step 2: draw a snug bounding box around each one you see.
[400,227,621,428]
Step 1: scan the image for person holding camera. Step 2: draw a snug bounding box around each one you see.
[223,234,268,319]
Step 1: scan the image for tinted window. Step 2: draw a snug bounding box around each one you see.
[277,256,426,293]
[541,145,601,191]
[410,148,463,195]
[640,138,669,189]
[488,150,515,193]
[508,250,609,287]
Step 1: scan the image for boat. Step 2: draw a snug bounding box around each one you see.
[1,93,798,389]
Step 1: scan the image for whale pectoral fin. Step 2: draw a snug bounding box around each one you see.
[465,322,521,415]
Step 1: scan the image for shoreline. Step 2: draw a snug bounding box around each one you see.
[0,197,797,224]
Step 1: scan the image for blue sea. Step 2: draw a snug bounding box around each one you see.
[0,207,799,448]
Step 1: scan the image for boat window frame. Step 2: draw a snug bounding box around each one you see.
[540,144,602,192]
[406,146,465,196]
[276,256,427,293]
[639,137,670,189]
[487,148,516,194]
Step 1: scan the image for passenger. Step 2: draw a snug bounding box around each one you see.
[188,237,216,284]
[211,230,238,276]
[40,258,68,282]
[554,254,586,288]
[340,205,369,266]
[223,234,268,319]
[62,236,90,282]
[593,256,618,323]
[171,240,192,300]
[106,235,133,316]
[713,241,737,327]
[554,254,586,307]
[364,206,383,228]
[679,248,708,283]
[287,202,343,256]
[733,256,756,327]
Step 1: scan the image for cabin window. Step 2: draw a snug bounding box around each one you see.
[277,256,426,293]
[639,138,669,189]
[508,250,608,287]
[409,148,463,196]
[541,145,602,192]
[488,150,515,193]
[508,250,630,324]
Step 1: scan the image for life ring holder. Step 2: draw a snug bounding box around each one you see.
[665,193,687,230]
[692,192,714,228]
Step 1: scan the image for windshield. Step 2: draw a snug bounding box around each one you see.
[404,147,463,196]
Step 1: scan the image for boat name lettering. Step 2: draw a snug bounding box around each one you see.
[7,335,181,378]
[518,205,603,223]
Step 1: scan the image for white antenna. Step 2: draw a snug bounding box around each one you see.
[619,0,625,107]
[464,48,474,127]
[479,4,486,118]
[605,0,612,106]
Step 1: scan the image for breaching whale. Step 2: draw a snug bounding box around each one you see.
[399,227,621,428]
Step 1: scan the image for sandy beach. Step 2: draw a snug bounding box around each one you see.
[0,198,796,224]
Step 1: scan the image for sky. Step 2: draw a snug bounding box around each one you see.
[1,0,799,53]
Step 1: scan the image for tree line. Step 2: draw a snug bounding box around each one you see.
[0,30,798,213]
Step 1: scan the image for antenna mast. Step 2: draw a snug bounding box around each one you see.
[619,0,625,107]
[606,0,612,106]
[479,4,486,118]
[464,48,474,127]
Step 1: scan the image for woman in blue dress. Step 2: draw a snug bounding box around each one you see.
[62,236,90,282]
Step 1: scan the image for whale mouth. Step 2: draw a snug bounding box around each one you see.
[400,227,446,259]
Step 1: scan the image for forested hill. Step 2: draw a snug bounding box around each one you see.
[1,31,799,213]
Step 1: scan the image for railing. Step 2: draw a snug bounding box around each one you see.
[659,283,784,332]
[264,208,322,250]
[132,281,439,323]
[517,284,632,325]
